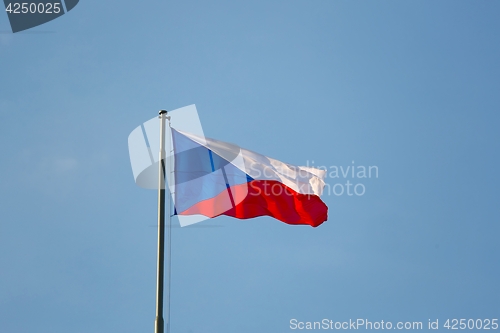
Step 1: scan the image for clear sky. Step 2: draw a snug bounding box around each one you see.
[1,1,499,332]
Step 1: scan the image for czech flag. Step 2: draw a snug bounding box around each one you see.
[171,129,328,227]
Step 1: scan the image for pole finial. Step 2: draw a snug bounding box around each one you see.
[159,110,168,115]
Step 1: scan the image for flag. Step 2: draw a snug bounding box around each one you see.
[171,129,328,227]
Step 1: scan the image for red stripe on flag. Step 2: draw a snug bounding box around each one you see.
[178,180,328,227]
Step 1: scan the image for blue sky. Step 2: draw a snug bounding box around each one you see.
[1,1,499,332]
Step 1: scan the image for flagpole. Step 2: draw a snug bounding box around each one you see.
[155,109,171,333]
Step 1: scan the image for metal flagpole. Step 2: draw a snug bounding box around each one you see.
[155,109,172,333]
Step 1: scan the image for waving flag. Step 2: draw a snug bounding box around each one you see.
[171,129,328,227]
